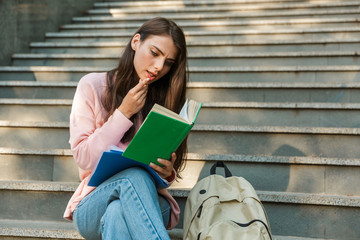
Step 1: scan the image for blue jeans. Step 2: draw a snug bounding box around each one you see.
[73,168,171,240]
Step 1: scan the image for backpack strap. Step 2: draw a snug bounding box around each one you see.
[210,161,232,177]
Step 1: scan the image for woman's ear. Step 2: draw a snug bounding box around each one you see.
[131,34,141,51]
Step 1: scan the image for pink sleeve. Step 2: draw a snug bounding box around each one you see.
[158,189,180,230]
[69,75,133,171]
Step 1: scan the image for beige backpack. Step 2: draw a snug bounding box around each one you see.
[183,162,272,240]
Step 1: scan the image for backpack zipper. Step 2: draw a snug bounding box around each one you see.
[197,219,271,240]
[196,205,204,239]
[197,204,203,218]
[232,219,272,240]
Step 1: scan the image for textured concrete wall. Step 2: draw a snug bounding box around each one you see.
[0,0,97,66]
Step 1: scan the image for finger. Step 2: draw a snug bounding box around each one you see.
[133,88,148,106]
[129,85,147,106]
[138,78,151,88]
[133,79,148,96]
[150,162,168,178]
[131,79,148,94]
[140,78,151,85]
[171,152,176,164]
[136,85,148,99]
[157,158,172,169]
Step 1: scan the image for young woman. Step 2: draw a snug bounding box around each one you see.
[63,17,188,240]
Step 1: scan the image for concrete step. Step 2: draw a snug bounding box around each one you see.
[0,81,77,99]
[0,99,72,122]
[0,219,182,240]
[0,148,76,182]
[72,9,360,23]
[1,121,360,158]
[100,0,358,3]
[44,27,360,42]
[187,82,360,103]
[0,219,342,240]
[198,102,360,127]
[1,66,360,82]
[0,219,84,240]
[93,0,360,9]
[187,125,360,158]
[12,52,360,67]
[0,180,359,239]
[84,3,360,16]
[186,153,360,196]
[29,39,360,54]
[2,99,360,128]
[60,18,360,33]
[1,147,360,195]
[3,81,360,103]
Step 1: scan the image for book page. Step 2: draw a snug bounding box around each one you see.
[152,104,188,123]
[187,99,202,123]
[151,100,201,124]
[179,99,189,122]
[108,145,124,153]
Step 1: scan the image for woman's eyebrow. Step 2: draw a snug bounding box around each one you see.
[152,45,176,62]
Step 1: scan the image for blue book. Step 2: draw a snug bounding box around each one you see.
[88,148,169,189]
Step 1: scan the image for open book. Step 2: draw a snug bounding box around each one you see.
[88,147,169,189]
[122,99,202,166]
[88,99,202,188]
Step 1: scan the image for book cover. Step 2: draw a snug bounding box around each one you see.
[122,99,202,166]
[88,148,168,189]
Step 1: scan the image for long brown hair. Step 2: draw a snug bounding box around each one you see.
[102,17,188,177]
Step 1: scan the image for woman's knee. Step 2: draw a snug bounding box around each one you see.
[103,167,154,187]
[121,167,155,186]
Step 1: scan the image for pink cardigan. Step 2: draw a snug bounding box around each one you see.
[63,72,180,229]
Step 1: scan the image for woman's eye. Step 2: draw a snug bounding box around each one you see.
[151,50,158,56]
[165,61,174,67]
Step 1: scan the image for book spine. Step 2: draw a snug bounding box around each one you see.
[170,124,193,154]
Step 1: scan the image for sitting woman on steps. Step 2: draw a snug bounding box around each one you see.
[63,17,188,240]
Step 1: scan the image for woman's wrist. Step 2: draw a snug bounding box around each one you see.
[118,105,133,119]
[165,169,177,185]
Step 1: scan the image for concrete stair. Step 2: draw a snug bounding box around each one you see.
[59,18,360,32]
[41,28,360,42]
[1,66,360,82]
[28,39,360,54]
[11,52,360,67]
[1,0,360,239]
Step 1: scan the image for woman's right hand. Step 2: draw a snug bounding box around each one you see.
[118,78,150,119]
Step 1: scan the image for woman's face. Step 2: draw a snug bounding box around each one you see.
[131,34,178,84]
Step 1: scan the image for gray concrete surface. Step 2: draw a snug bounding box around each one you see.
[0,0,97,66]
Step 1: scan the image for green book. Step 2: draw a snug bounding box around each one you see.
[122,99,202,166]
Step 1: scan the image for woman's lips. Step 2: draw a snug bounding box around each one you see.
[147,71,156,81]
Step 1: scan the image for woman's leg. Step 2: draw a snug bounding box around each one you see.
[73,167,171,240]
[101,167,171,240]
[158,195,171,227]
[100,199,132,239]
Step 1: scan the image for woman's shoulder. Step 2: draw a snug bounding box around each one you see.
[78,72,108,88]
[76,72,108,96]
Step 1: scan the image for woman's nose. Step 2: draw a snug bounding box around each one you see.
[154,58,165,72]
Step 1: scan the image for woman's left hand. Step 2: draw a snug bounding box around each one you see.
[150,152,176,179]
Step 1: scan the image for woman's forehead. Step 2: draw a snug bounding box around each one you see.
[144,35,178,59]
